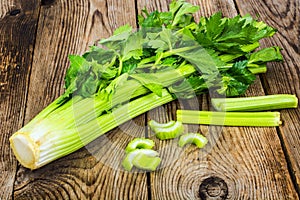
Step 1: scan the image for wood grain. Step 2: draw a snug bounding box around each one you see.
[0,1,40,199]
[0,0,20,18]
[137,0,298,199]
[13,0,148,199]
[137,0,170,13]
[0,0,299,199]
[188,0,238,18]
[236,0,300,193]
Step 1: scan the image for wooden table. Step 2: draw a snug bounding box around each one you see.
[1,0,299,199]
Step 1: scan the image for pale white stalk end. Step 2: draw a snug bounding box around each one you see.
[9,133,38,170]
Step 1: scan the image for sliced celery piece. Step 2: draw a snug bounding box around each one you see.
[178,133,208,148]
[148,120,176,129]
[125,138,155,153]
[132,154,161,171]
[149,120,184,140]
[122,149,159,171]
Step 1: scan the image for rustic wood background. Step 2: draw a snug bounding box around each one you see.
[0,0,299,199]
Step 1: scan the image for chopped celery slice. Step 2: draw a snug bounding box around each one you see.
[212,94,298,111]
[125,138,155,153]
[132,154,161,171]
[122,149,159,171]
[149,120,184,140]
[148,120,176,129]
[178,133,208,148]
[177,110,282,127]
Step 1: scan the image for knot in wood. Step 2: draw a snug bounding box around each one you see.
[41,0,55,6]
[199,176,228,200]
[9,9,21,16]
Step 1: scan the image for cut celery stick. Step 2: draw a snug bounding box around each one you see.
[212,94,298,111]
[177,110,282,127]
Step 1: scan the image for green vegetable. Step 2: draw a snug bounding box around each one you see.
[212,94,298,111]
[149,120,184,140]
[10,0,284,169]
[11,90,174,169]
[178,133,208,148]
[122,138,161,171]
[149,120,176,129]
[122,149,159,171]
[247,47,283,66]
[177,110,282,126]
[125,138,155,153]
[132,153,161,171]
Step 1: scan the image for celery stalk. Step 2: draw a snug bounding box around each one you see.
[33,64,196,131]
[248,65,267,74]
[217,64,267,74]
[212,94,298,111]
[10,64,194,170]
[10,90,174,169]
[176,110,282,126]
[16,64,195,138]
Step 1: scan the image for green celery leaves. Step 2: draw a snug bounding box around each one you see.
[218,61,256,96]
[196,12,277,54]
[63,0,283,102]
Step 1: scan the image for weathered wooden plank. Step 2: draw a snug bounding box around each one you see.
[188,0,238,18]
[137,0,298,199]
[235,0,300,193]
[23,0,136,120]
[0,1,40,199]
[0,0,18,18]
[13,0,148,199]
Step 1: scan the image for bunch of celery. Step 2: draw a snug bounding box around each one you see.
[10,0,284,169]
